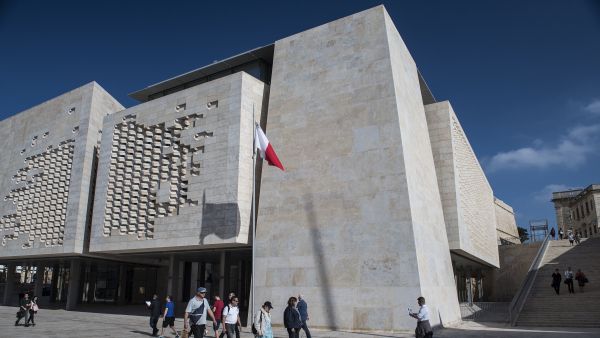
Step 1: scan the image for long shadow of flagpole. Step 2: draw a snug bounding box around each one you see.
[303,192,338,330]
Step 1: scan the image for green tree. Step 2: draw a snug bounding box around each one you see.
[518,226,529,243]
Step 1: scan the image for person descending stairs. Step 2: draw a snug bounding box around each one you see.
[516,237,600,327]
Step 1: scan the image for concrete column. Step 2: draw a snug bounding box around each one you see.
[177,261,184,302]
[190,262,199,297]
[219,251,226,297]
[34,265,45,298]
[3,263,16,305]
[66,260,81,310]
[167,255,178,300]
[118,264,127,305]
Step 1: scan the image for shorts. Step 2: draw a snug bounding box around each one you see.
[162,316,175,327]
[213,318,222,331]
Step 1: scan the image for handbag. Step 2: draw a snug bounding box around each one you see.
[181,329,189,338]
[252,311,263,335]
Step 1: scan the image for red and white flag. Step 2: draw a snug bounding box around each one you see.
[255,124,284,171]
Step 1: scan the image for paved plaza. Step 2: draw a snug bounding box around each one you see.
[2,306,599,338]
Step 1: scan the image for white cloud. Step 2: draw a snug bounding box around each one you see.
[533,184,577,203]
[487,124,600,172]
[584,99,600,114]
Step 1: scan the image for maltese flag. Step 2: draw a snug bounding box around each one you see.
[255,124,284,171]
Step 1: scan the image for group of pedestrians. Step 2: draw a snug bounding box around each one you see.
[145,287,308,338]
[14,293,39,327]
[282,295,311,338]
[551,267,589,295]
[552,227,582,245]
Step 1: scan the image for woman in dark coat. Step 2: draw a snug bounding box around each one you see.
[283,297,302,338]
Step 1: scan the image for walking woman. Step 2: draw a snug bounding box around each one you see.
[575,269,589,293]
[26,296,39,326]
[253,301,273,338]
[283,297,302,338]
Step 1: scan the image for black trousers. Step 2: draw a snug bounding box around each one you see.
[301,320,312,338]
[191,324,206,338]
[287,327,300,338]
[566,279,575,293]
[150,316,159,334]
[552,283,560,295]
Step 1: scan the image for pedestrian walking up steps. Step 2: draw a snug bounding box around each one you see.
[516,237,600,327]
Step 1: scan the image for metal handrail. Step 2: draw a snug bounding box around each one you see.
[508,233,551,326]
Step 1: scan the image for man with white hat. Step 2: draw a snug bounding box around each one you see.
[185,287,217,338]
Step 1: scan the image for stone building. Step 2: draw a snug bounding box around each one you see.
[0,5,518,332]
[552,184,600,238]
[495,198,521,245]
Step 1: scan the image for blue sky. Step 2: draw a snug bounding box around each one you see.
[1,0,599,232]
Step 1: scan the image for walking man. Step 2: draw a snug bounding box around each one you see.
[185,287,217,338]
[559,228,564,240]
[222,296,242,338]
[159,295,179,338]
[409,297,433,338]
[550,228,556,240]
[148,294,161,336]
[551,269,562,295]
[564,267,575,294]
[226,292,240,338]
[297,294,312,338]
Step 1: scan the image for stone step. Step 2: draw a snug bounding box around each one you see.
[514,238,600,328]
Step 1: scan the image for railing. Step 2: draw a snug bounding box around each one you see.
[508,232,551,326]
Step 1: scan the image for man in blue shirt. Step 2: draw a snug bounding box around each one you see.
[297,294,312,338]
[160,295,179,338]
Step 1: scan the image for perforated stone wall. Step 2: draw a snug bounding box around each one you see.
[90,72,265,253]
[0,82,124,257]
[1,141,74,248]
[102,114,206,239]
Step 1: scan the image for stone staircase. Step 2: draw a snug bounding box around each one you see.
[516,237,600,327]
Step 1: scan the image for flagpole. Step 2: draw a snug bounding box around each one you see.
[251,103,256,325]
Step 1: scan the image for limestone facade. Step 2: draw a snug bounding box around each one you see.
[90,73,265,253]
[254,7,462,331]
[425,101,500,267]
[494,198,520,244]
[0,4,516,333]
[0,82,123,257]
[552,184,600,238]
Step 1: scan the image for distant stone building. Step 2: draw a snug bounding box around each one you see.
[552,184,600,238]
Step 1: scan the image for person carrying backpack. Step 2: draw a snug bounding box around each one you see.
[184,287,216,338]
[222,296,241,338]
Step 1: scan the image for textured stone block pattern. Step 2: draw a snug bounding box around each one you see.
[494,198,520,244]
[90,72,264,253]
[0,82,123,257]
[451,115,498,264]
[1,141,74,248]
[102,114,205,239]
[425,101,499,267]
